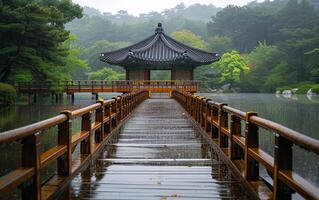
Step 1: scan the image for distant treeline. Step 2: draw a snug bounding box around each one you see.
[67,0,319,92]
[1,0,319,94]
[66,3,221,46]
[207,0,319,92]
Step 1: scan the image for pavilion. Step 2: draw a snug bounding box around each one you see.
[100,23,220,80]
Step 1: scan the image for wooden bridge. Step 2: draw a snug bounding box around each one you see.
[0,90,319,200]
[15,80,199,95]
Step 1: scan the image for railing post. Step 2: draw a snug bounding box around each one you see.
[81,112,92,154]
[95,100,105,142]
[244,112,259,180]
[230,115,243,160]
[211,106,218,138]
[108,103,113,132]
[200,98,205,127]
[205,100,212,134]
[112,98,118,126]
[103,103,110,136]
[118,96,123,121]
[273,135,293,200]
[218,103,228,147]
[58,111,72,177]
[21,133,41,200]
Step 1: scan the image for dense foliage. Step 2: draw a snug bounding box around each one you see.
[207,0,319,92]
[0,0,83,83]
[88,68,124,80]
[213,51,249,89]
[0,83,17,104]
[1,0,319,93]
[67,3,221,46]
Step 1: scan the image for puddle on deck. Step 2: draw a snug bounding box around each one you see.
[62,99,250,199]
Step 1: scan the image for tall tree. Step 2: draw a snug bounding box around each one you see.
[0,0,82,83]
[212,51,249,89]
[171,29,207,50]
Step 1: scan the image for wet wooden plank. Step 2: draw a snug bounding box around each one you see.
[64,98,252,199]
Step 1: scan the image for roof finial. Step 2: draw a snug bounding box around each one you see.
[155,22,164,33]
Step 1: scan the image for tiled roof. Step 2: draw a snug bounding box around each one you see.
[100,23,220,68]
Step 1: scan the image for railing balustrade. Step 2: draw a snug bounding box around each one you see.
[15,80,200,94]
[0,90,148,200]
[172,90,319,200]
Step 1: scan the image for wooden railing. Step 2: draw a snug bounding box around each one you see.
[0,90,149,200]
[15,80,200,94]
[172,90,319,200]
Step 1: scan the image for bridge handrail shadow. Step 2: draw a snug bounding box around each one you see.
[172,90,319,200]
[0,90,149,200]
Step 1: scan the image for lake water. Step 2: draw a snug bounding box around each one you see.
[0,93,318,199]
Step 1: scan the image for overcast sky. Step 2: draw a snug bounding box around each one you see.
[72,0,260,16]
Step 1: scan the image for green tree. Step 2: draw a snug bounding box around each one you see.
[171,29,207,49]
[63,35,88,80]
[88,68,124,80]
[207,36,233,54]
[0,0,82,83]
[212,51,249,89]
[81,40,131,71]
[305,48,319,83]
[241,43,288,92]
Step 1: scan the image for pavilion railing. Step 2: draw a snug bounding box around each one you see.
[172,90,319,200]
[0,90,149,200]
[15,80,200,93]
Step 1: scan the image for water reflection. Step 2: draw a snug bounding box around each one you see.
[0,93,121,199]
[199,93,319,194]
[0,93,318,200]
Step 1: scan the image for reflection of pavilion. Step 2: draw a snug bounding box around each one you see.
[100,23,220,81]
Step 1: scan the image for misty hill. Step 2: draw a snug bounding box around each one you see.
[66,3,222,46]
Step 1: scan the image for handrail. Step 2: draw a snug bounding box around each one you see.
[172,90,319,200]
[250,116,319,155]
[14,80,200,94]
[0,115,68,144]
[0,90,149,199]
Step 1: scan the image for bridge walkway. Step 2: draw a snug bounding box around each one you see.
[65,98,250,199]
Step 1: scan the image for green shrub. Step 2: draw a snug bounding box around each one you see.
[312,85,319,93]
[296,84,313,94]
[0,83,17,105]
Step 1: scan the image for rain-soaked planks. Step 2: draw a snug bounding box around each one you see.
[64,98,250,199]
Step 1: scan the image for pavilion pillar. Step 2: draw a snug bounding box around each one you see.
[144,69,150,80]
[171,69,176,80]
[125,68,129,80]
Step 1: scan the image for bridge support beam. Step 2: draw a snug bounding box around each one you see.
[66,93,75,103]
[28,93,37,104]
[92,93,99,101]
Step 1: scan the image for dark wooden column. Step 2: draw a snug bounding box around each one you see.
[144,69,150,80]
[125,68,129,80]
[171,69,176,80]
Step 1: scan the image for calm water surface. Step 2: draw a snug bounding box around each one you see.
[199,93,319,198]
[0,93,318,199]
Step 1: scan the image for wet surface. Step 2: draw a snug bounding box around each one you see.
[65,98,250,199]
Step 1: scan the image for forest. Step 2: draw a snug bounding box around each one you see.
[1,0,319,95]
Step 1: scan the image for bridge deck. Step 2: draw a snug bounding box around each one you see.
[65,98,250,199]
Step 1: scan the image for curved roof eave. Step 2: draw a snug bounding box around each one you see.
[100,23,220,68]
